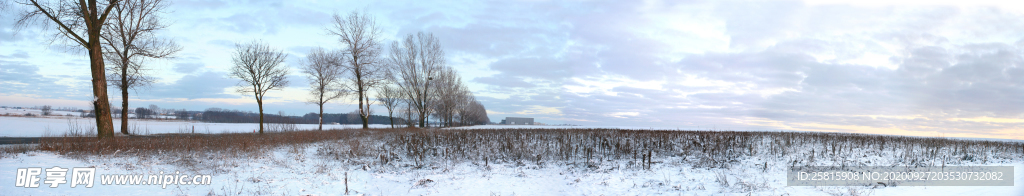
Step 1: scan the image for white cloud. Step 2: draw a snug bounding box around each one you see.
[4,0,1024,139]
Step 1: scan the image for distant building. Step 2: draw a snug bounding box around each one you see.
[501,117,534,125]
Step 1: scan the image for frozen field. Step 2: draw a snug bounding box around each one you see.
[3,115,1020,145]
[1,149,1019,196]
[0,127,1021,195]
[0,115,762,138]
[1,107,81,116]
[0,116,393,137]
[448,124,696,130]
[0,116,1021,195]
[451,125,1024,143]
[0,116,748,138]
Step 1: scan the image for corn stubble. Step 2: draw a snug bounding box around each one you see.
[31,128,1024,170]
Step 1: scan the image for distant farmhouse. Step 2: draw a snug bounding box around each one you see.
[500,117,534,125]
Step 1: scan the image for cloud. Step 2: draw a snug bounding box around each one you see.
[487,57,574,81]
[4,0,1024,140]
[196,1,330,35]
[0,61,87,99]
[426,23,564,57]
[219,13,281,34]
[478,30,1023,138]
[141,71,237,100]
[902,43,1024,117]
[174,0,228,10]
[2,50,30,59]
[173,62,203,73]
[471,75,535,88]
[286,46,318,57]
[0,8,30,42]
[286,74,307,88]
[206,40,235,48]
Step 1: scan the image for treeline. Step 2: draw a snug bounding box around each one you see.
[109,104,180,119]
[14,0,494,137]
[289,11,490,130]
[173,108,401,125]
[100,104,405,125]
[300,113,401,125]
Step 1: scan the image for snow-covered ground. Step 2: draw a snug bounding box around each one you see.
[0,144,1020,195]
[0,117,752,138]
[0,115,751,138]
[453,125,1024,143]
[1,108,170,118]
[1,116,1021,195]
[0,116,393,137]
[3,114,1017,142]
[1,107,81,116]
[449,125,701,130]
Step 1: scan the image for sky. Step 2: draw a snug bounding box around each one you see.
[1,0,1023,140]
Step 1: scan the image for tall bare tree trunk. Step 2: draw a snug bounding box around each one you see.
[257,95,264,134]
[357,77,368,129]
[120,77,128,134]
[318,102,324,131]
[365,95,372,128]
[420,84,427,128]
[119,54,130,135]
[90,34,116,139]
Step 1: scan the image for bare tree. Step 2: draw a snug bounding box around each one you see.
[41,105,53,115]
[1,1,14,22]
[400,100,416,128]
[386,32,444,128]
[174,109,189,120]
[148,104,159,118]
[15,0,123,139]
[375,85,401,128]
[455,94,490,126]
[431,66,467,127]
[134,107,150,119]
[111,107,121,118]
[346,110,361,124]
[0,1,10,13]
[229,40,289,134]
[454,87,475,126]
[301,47,347,131]
[465,100,490,125]
[328,11,386,129]
[102,0,179,134]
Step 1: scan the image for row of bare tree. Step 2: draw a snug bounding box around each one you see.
[227,11,489,133]
[11,0,488,137]
[300,12,490,130]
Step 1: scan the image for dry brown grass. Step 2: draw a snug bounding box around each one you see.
[38,128,389,155]
[34,128,1024,169]
[0,144,35,158]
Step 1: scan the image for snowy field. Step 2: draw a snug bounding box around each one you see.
[0,115,748,138]
[452,125,1024,143]
[0,116,393,137]
[449,125,698,130]
[3,114,1018,142]
[1,107,80,116]
[0,115,1021,195]
[1,149,1019,196]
